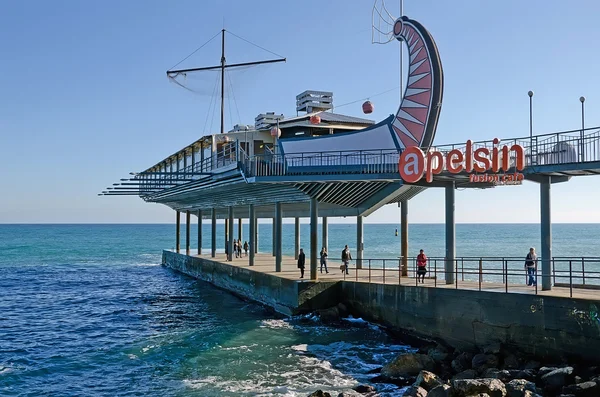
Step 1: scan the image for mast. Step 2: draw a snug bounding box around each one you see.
[220,29,225,135]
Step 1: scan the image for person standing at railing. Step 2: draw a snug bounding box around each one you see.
[525,247,538,286]
[298,248,306,279]
[417,249,427,283]
[341,245,352,275]
[320,247,329,274]
[243,241,249,257]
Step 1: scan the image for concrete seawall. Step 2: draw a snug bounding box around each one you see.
[164,251,600,362]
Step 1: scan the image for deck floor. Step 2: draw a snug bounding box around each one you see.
[180,251,600,301]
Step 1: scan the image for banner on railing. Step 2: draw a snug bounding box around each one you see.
[398,139,525,184]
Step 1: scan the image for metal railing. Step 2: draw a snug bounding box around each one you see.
[336,256,600,297]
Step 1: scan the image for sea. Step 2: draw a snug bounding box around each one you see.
[1,223,599,396]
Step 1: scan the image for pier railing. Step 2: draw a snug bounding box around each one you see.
[339,256,600,297]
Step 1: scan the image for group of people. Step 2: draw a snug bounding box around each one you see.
[297,245,353,278]
[225,239,249,260]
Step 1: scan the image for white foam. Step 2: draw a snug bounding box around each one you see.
[260,319,294,330]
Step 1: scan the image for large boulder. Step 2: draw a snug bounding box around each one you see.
[503,354,520,370]
[452,369,477,380]
[337,391,363,397]
[537,366,557,378]
[428,345,450,363]
[541,367,574,394]
[317,306,340,323]
[381,353,435,379]
[483,369,510,383]
[450,378,507,397]
[452,352,474,374]
[413,370,443,391]
[472,354,500,374]
[428,384,451,397]
[336,303,349,318]
[523,361,541,371]
[402,385,427,397]
[352,384,375,394]
[505,379,538,397]
[562,380,599,397]
[308,391,332,397]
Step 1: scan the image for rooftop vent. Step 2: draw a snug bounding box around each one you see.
[255,112,284,130]
[229,124,255,133]
[296,90,333,113]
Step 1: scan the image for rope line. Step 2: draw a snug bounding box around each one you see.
[168,31,221,71]
[226,30,286,59]
[331,86,401,111]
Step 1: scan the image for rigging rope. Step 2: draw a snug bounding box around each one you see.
[332,86,401,111]
[226,30,286,59]
[167,31,221,71]
[203,72,221,135]
[226,70,242,125]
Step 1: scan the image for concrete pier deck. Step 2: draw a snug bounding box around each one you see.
[179,251,600,301]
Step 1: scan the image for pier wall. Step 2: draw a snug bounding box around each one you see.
[342,282,600,362]
[162,251,341,316]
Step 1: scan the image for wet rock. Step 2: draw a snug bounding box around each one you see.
[514,369,536,381]
[574,376,583,384]
[337,391,363,397]
[483,368,510,382]
[308,391,332,397]
[370,374,413,387]
[366,367,382,374]
[484,343,502,355]
[562,380,599,397]
[413,370,443,391]
[472,354,500,373]
[541,367,574,394]
[503,354,520,370]
[428,345,449,363]
[336,303,349,318]
[401,385,427,397]
[452,352,474,374]
[381,353,435,378]
[427,384,451,397]
[317,306,340,323]
[452,369,477,380]
[537,366,557,378]
[450,378,507,397]
[523,361,541,371]
[505,379,538,397]
[352,384,375,394]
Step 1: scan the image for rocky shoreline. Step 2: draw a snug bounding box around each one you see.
[307,305,600,397]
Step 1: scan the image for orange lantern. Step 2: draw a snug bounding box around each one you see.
[270,127,281,138]
[362,100,374,114]
[310,115,321,124]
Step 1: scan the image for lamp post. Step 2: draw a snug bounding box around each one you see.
[580,96,586,162]
[528,91,534,164]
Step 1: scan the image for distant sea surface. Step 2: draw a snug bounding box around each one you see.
[1,223,599,396]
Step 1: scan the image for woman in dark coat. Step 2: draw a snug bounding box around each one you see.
[298,248,306,279]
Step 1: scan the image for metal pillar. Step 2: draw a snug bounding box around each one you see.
[197,210,202,255]
[249,204,256,266]
[356,216,364,269]
[445,182,456,284]
[322,217,328,250]
[254,216,259,253]
[275,202,282,272]
[272,217,276,256]
[175,211,180,253]
[224,218,229,258]
[211,208,216,258]
[238,218,242,242]
[401,200,408,276]
[228,207,234,261]
[541,177,552,291]
[294,217,300,260]
[185,210,191,255]
[310,197,318,280]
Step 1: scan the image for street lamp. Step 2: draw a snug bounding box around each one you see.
[528,91,534,164]
[580,96,586,162]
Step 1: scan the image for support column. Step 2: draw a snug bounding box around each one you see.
[197,210,202,255]
[224,218,229,258]
[310,197,318,280]
[211,208,216,258]
[401,200,408,276]
[322,217,328,250]
[185,210,191,256]
[238,218,242,242]
[255,216,259,253]
[541,177,552,291]
[294,217,300,260]
[445,182,456,284]
[175,211,180,253]
[228,207,234,261]
[249,204,256,266]
[272,217,276,256]
[356,215,364,269]
[275,202,282,272]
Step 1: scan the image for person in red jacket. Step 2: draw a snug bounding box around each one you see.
[417,249,427,283]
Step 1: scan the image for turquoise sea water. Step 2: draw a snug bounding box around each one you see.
[1,223,599,396]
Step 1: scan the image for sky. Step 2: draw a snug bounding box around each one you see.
[1,0,600,224]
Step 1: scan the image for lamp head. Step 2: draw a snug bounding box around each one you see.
[528,90,534,98]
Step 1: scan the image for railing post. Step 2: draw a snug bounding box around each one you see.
[582,257,586,285]
[505,259,508,293]
[552,257,556,286]
[569,260,573,298]
[502,257,505,284]
[434,259,437,287]
[369,259,371,283]
[383,260,386,284]
[455,259,458,289]
[415,258,418,287]
[461,258,464,281]
[479,258,483,291]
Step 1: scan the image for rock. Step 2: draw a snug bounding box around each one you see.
[472,354,500,373]
[452,352,474,374]
[370,374,413,387]
[483,368,510,382]
[574,376,582,384]
[503,354,520,370]
[538,366,558,378]
[541,367,574,394]
[514,369,536,381]
[484,343,502,355]
[337,392,363,397]
[366,367,382,374]
[562,381,599,397]
[413,370,443,391]
[308,391,332,397]
[506,379,538,397]
[317,306,340,323]
[452,369,477,380]
[427,384,451,397]
[451,379,507,397]
[523,361,541,371]
[522,392,542,397]
[428,345,449,363]
[352,384,375,394]
[381,353,435,378]
[336,303,349,318]
[401,385,427,397]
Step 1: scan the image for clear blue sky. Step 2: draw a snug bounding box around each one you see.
[1,0,600,223]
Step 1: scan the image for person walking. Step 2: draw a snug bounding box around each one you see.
[341,245,352,275]
[416,249,427,283]
[298,248,306,279]
[233,240,238,258]
[237,240,242,258]
[320,247,329,274]
[525,247,538,286]
[243,241,249,257]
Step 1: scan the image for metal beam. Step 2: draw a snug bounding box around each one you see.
[356,216,363,269]
[294,217,300,260]
[275,202,282,272]
[211,208,216,258]
[228,207,234,261]
[197,210,202,255]
[540,177,552,291]
[167,58,286,75]
[401,200,408,276]
[175,211,181,253]
[445,182,456,284]
[185,210,191,255]
[249,204,256,266]
[310,197,318,281]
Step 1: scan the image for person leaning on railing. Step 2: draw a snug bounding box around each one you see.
[417,249,427,283]
[525,247,538,286]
